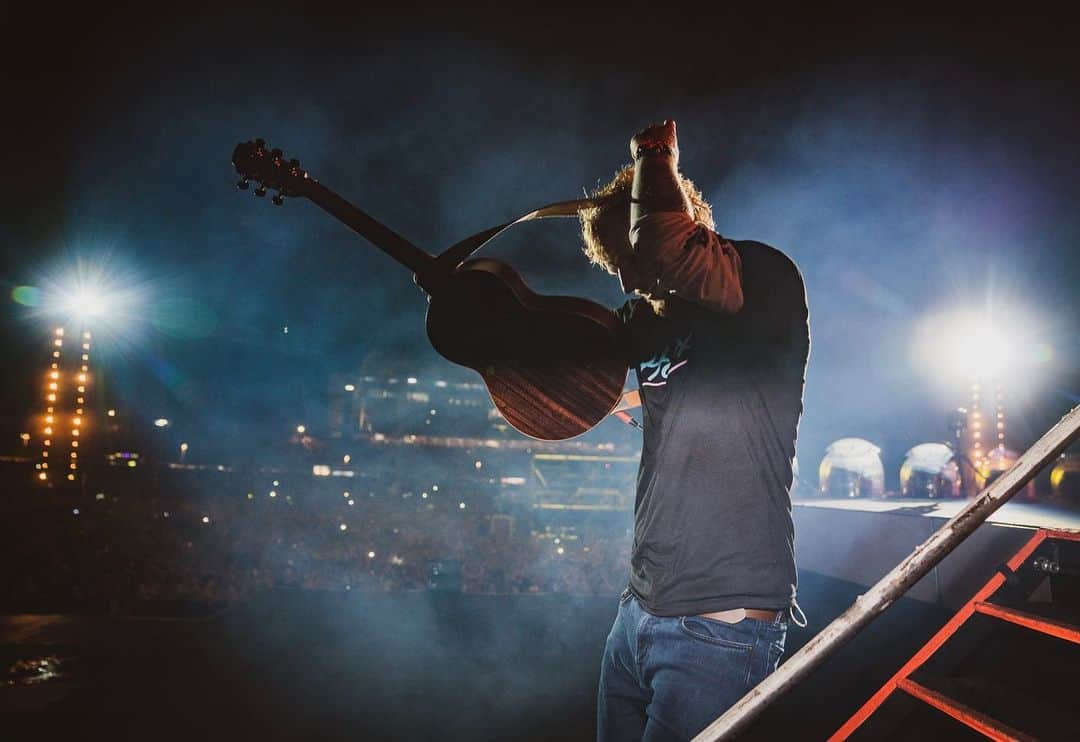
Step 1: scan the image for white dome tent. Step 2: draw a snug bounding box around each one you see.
[818,438,885,499]
[899,443,961,498]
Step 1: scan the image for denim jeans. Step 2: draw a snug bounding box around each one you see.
[597,588,787,742]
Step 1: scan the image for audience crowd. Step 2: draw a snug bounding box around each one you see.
[0,472,632,614]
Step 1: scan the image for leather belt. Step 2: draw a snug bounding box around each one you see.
[697,608,782,624]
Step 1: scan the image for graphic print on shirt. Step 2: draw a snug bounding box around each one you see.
[639,331,693,387]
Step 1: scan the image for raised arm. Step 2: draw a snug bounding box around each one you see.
[626,120,744,314]
[630,120,692,223]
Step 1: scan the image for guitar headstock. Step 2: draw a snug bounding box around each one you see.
[232,138,311,205]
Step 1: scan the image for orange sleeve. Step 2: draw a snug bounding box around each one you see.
[629,212,744,313]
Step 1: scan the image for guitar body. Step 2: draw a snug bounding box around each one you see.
[232,139,629,441]
[425,258,627,440]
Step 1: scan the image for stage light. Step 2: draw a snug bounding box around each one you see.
[340,523,348,531]
[202,516,210,524]
[154,418,169,427]
[67,286,110,319]
[296,424,306,434]
[367,551,375,558]
[344,384,355,392]
[912,305,1048,386]
[107,409,116,417]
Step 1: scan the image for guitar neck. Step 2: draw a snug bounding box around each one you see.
[305,179,434,278]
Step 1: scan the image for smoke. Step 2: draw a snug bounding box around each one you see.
[7,11,1078,731]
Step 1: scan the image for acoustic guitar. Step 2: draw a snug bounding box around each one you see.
[231,139,627,441]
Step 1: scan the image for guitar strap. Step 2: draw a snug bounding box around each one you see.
[434,197,644,432]
[432,198,594,274]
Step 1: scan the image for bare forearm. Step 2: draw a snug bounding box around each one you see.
[629,120,692,223]
[631,153,690,222]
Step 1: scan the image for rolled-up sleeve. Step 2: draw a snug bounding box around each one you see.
[629,212,744,313]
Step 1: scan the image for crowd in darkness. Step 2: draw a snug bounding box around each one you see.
[0,465,633,614]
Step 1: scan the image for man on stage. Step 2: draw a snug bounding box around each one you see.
[580,120,810,741]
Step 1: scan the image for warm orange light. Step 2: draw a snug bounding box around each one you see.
[72,429,79,437]
[54,339,63,347]
[77,386,85,393]
[38,472,47,481]
[48,382,57,390]
[73,417,81,426]
[47,394,56,402]
[46,415,53,423]
[78,374,86,382]
[55,327,64,336]
[50,371,59,379]
[71,441,78,448]
[53,351,60,358]
[44,439,51,446]
[44,427,52,435]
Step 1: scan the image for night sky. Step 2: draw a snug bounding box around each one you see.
[3,7,1078,482]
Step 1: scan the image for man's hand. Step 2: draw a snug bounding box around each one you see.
[630,119,679,166]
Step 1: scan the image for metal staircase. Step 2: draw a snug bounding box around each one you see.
[831,528,1080,741]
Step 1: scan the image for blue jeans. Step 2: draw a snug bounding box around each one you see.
[597,588,787,742]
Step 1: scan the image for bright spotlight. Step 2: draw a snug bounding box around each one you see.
[154,418,170,428]
[912,306,1046,385]
[945,317,1011,379]
[67,286,111,319]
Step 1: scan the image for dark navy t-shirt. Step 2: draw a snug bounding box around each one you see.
[615,239,809,617]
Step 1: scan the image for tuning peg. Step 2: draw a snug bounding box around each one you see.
[272,192,284,206]
[236,177,250,190]
[254,184,267,197]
